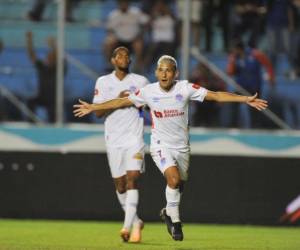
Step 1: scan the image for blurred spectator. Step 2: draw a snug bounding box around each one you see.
[202,0,231,52]
[290,0,300,78]
[0,40,25,122]
[25,31,66,123]
[190,63,226,127]
[102,0,149,73]
[226,40,275,128]
[140,0,173,14]
[0,39,4,121]
[176,0,202,48]
[27,0,81,22]
[231,0,266,48]
[265,0,293,69]
[144,0,177,71]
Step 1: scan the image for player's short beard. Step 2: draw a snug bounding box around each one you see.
[118,66,129,73]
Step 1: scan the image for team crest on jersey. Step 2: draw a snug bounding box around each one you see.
[175,94,183,102]
[129,85,137,93]
[133,152,143,160]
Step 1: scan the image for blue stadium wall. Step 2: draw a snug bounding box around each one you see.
[0,124,300,225]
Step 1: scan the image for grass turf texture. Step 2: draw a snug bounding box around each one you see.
[0,219,299,250]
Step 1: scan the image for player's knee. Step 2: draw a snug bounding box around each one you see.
[114,177,127,193]
[126,172,140,189]
[167,175,181,189]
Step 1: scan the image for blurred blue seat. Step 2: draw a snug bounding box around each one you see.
[64,77,95,101]
[262,78,300,129]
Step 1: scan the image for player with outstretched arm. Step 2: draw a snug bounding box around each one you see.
[74,55,268,241]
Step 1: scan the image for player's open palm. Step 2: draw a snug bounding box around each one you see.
[73,99,93,117]
[246,93,268,111]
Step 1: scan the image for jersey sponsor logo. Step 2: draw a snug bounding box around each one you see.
[153,110,163,118]
[153,109,184,118]
[175,94,183,102]
[94,89,99,95]
[192,83,200,89]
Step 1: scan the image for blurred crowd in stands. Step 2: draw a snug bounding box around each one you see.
[0,0,300,129]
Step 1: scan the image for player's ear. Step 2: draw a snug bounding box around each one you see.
[175,70,179,78]
[111,57,115,65]
[155,68,159,78]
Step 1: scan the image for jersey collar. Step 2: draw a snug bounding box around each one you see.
[158,81,177,94]
[112,70,129,82]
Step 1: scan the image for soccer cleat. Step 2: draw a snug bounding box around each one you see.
[120,228,130,242]
[290,209,300,223]
[279,209,300,224]
[129,219,144,243]
[172,222,184,241]
[160,208,172,236]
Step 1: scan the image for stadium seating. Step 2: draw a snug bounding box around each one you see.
[0,0,299,127]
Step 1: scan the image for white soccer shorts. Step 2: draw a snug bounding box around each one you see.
[106,144,145,178]
[150,146,190,181]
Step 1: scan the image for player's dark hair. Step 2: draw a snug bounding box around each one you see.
[112,46,130,58]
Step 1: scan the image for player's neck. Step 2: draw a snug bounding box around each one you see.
[115,69,129,81]
[159,81,175,92]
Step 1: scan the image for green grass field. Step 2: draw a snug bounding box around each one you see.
[0,219,299,250]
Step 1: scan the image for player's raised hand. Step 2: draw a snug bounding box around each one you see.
[73,99,93,117]
[246,93,268,111]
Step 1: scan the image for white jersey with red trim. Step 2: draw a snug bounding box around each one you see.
[128,80,208,150]
[93,71,149,147]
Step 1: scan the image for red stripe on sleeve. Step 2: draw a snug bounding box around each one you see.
[192,83,200,89]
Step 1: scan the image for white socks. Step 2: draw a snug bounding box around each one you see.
[165,185,181,223]
[116,190,139,230]
[116,191,127,211]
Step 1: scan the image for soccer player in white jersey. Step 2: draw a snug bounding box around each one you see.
[74,55,268,241]
[93,46,149,243]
